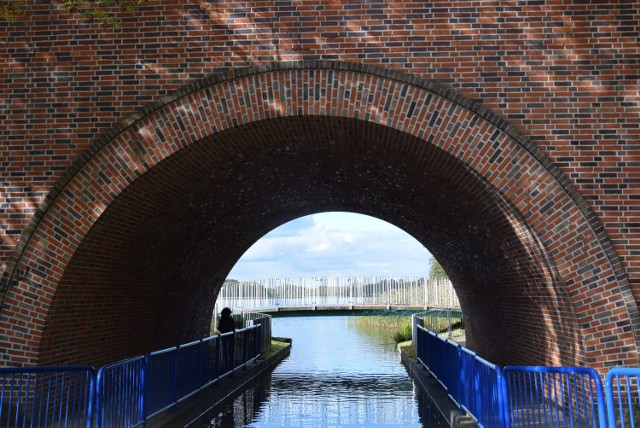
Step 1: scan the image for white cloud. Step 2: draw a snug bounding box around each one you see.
[227,212,431,280]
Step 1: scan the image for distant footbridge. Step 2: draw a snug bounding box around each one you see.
[214,277,461,318]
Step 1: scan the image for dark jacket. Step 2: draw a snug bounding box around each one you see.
[218,315,235,333]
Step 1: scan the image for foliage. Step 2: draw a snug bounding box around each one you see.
[428,257,448,279]
[348,316,413,344]
[0,0,24,22]
[0,0,146,28]
[392,321,412,343]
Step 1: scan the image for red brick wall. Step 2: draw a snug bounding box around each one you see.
[0,1,638,369]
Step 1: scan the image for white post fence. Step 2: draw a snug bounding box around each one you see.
[214,277,459,314]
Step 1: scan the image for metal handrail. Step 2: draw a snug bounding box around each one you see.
[413,316,622,428]
[96,356,145,428]
[176,340,202,403]
[414,323,505,428]
[472,355,505,428]
[200,335,220,389]
[0,319,269,428]
[504,366,606,428]
[145,345,178,418]
[0,365,96,428]
[1,318,638,427]
[416,325,504,427]
[605,367,640,428]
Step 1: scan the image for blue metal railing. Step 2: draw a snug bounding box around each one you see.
[605,367,640,428]
[0,365,95,428]
[435,334,448,388]
[463,354,505,428]
[239,313,272,352]
[219,332,235,377]
[0,322,265,427]
[445,338,461,406]
[415,324,505,427]
[504,366,606,428]
[200,335,220,388]
[96,356,146,428]
[415,318,620,428]
[234,329,248,371]
[4,317,639,428]
[176,340,201,403]
[145,346,178,418]
[144,325,261,423]
[99,325,261,425]
[416,327,438,381]
[142,326,262,421]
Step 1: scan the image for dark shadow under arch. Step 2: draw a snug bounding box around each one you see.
[41,116,579,367]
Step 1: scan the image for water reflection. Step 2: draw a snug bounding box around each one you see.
[200,316,444,427]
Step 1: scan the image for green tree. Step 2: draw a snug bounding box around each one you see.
[429,257,448,279]
[1,0,146,28]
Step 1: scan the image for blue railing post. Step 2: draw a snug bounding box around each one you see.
[197,339,203,394]
[253,324,262,357]
[87,370,96,428]
[214,335,220,380]
[244,328,249,366]
[140,357,147,428]
[500,365,510,428]
[173,346,179,411]
[446,339,461,407]
[231,333,236,372]
[605,367,640,428]
[495,363,506,428]
[456,343,463,410]
[95,368,103,427]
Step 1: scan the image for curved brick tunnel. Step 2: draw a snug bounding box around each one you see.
[0,1,638,371]
[1,64,636,371]
[40,115,577,367]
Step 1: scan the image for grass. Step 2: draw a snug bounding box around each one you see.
[393,321,412,343]
[260,338,290,360]
[397,340,416,359]
[348,316,413,343]
[348,315,465,344]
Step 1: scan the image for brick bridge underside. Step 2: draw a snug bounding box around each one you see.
[0,2,638,372]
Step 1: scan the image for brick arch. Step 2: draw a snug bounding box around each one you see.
[0,62,636,369]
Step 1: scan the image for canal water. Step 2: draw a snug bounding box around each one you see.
[195,316,445,427]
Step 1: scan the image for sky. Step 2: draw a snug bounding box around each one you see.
[226,212,433,281]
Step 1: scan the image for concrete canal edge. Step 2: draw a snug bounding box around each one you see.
[150,339,292,427]
[399,345,478,428]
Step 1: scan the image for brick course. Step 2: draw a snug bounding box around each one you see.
[0,1,638,369]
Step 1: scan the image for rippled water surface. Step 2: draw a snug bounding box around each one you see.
[200,316,445,427]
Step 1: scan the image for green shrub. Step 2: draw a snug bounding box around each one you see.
[392,322,412,343]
